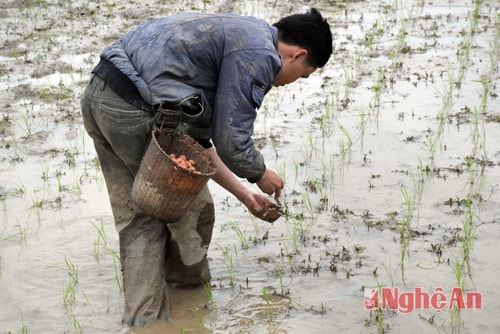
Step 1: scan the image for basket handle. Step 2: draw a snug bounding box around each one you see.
[154,107,182,131]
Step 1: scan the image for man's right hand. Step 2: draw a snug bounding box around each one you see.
[256,169,284,200]
[242,193,283,223]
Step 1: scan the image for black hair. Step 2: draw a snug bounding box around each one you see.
[273,8,333,68]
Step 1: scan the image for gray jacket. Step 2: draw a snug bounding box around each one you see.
[101,13,281,182]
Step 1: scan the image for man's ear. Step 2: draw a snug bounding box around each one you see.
[292,48,308,61]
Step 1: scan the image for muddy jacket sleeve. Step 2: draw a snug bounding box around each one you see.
[211,48,280,182]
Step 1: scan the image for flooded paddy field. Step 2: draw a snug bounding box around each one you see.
[0,0,499,333]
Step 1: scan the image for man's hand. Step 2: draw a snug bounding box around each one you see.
[206,146,284,222]
[256,169,284,200]
[242,193,283,223]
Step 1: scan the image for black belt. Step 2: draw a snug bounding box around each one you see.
[92,58,202,117]
[92,57,178,114]
[90,58,212,148]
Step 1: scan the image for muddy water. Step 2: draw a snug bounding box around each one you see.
[1,0,499,333]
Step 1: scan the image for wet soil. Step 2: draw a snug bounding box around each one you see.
[0,0,499,333]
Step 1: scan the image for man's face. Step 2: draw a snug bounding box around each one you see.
[273,45,317,87]
[273,60,317,87]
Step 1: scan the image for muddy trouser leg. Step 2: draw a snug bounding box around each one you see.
[166,185,215,288]
[81,74,169,327]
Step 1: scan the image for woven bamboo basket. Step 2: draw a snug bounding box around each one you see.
[132,128,217,222]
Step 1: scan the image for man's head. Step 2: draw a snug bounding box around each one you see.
[272,8,333,86]
[273,8,333,68]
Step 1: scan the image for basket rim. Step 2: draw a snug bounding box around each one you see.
[152,128,217,177]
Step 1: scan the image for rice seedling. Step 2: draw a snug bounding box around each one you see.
[16,222,28,247]
[301,190,314,219]
[203,283,217,310]
[478,76,489,112]
[81,289,96,316]
[460,198,476,275]
[399,185,413,282]
[353,48,365,75]
[29,194,44,221]
[470,0,481,36]
[90,156,104,190]
[282,244,295,273]
[64,256,79,285]
[319,108,331,138]
[445,82,486,332]
[369,303,387,333]
[250,218,264,245]
[71,314,84,333]
[430,77,453,160]
[364,270,388,333]
[409,158,426,209]
[53,166,83,202]
[217,244,236,287]
[395,17,408,56]
[276,264,287,297]
[337,121,353,174]
[91,218,107,261]
[328,83,341,113]
[287,220,301,255]
[63,280,76,313]
[64,140,80,167]
[459,157,482,276]
[229,221,249,250]
[276,160,288,186]
[324,155,336,190]
[449,261,465,333]
[426,131,438,163]
[488,29,499,77]
[358,104,367,151]
[301,130,316,163]
[456,1,482,82]
[468,107,487,195]
[341,64,354,107]
[475,109,487,152]
[319,93,337,139]
[11,309,28,334]
[15,105,33,139]
[104,290,112,316]
[40,157,51,183]
[109,249,123,292]
[372,68,385,110]
[55,169,63,197]
[262,287,274,320]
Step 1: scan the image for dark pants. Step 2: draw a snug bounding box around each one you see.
[81,74,214,327]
